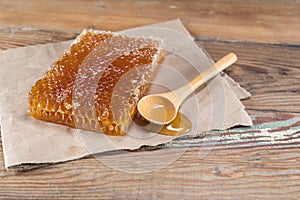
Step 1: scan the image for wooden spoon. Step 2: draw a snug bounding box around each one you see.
[137,53,237,125]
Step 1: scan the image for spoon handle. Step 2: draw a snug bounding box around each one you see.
[173,53,237,102]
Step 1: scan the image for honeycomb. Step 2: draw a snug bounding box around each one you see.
[28,29,164,135]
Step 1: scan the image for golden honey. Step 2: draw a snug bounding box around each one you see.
[28,30,164,135]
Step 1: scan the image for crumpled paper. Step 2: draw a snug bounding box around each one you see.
[0,20,252,170]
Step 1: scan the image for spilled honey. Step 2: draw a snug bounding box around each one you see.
[134,112,191,136]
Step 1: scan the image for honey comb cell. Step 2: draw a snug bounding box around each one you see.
[28,30,164,135]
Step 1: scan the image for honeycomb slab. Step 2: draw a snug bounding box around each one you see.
[28,29,164,135]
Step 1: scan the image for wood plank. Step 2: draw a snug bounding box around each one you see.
[0,123,300,199]
[0,0,299,44]
[0,29,300,199]
[198,39,300,114]
[0,29,77,50]
[1,29,299,115]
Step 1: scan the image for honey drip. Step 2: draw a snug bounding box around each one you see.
[28,30,164,135]
[134,112,192,136]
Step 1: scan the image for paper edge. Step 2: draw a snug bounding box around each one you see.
[1,19,253,170]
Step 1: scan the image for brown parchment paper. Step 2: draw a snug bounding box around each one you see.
[0,20,252,170]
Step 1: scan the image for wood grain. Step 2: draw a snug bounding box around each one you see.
[0,27,300,199]
[1,123,300,199]
[199,38,300,114]
[0,29,78,50]
[1,28,299,115]
[0,0,299,44]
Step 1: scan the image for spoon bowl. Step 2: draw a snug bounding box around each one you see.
[137,53,238,125]
[137,94,177,125]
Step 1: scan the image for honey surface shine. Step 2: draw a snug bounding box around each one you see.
[28,30,163,135]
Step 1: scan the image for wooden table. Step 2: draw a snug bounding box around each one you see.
[0,0,299,199]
